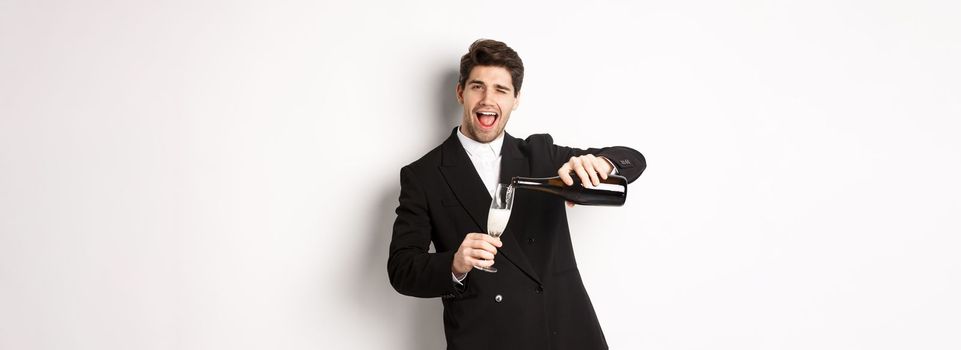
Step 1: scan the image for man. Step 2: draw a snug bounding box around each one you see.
[388,39,646,350]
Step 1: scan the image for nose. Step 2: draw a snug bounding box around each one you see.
[480,90,495,106]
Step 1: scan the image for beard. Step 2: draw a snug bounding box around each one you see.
[461,115,505,143]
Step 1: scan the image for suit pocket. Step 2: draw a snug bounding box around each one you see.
[436,198,475,234]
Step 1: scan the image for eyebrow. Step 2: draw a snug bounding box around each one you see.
[467,80,513,92]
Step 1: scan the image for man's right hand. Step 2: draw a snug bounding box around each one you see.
[452,233,503,275]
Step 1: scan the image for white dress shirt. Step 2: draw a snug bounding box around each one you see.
[456,127,504,198]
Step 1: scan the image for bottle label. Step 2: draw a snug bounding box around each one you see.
[587,183,625,193]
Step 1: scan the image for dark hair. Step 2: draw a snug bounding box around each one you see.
[458,39,524,96]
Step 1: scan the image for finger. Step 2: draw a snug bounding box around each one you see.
[461,234,486,252]
[596,157,609,180]
[487,236,502,248]
[465,233,487,241]
[558,162,573,186]
[465,233,497,245]
[582,158,599,186]
[467,240,498,254]
[566,201,575,208]
[467,234,499,247]
[470,248,495,261]
[472,257,495,268]
[572,159,591,188]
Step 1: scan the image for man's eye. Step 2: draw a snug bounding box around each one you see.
[471,85,482,90]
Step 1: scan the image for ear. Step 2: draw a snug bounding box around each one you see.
[512,92,521,111]
[455,84,464,104]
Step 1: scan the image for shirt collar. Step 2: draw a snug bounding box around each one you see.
[456,126,504,158]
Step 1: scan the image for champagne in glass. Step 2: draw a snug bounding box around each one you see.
[475,183,514,273]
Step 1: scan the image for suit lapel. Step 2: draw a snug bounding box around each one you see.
[438,128,541,284]
[439,130,491,232]
[497,133,541,284]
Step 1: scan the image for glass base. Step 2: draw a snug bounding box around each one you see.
[474,265,497,273]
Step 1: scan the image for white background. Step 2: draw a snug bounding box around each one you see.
[2,1,959,349]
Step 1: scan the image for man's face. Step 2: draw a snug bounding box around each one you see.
[457,65,519,143]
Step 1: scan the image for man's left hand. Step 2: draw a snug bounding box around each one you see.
[557,155,613,208]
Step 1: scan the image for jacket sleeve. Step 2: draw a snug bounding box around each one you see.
[533,134,647,183]
[387,166,463,298]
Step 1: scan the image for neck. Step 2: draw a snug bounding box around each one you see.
[458,125,502,144]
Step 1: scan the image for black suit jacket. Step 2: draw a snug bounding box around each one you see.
[388,128,645,350]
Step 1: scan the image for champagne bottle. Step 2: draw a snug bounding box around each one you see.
[509,174,628,206]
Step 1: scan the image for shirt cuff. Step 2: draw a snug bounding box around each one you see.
[452,271,468,285]
[601,156,618,175]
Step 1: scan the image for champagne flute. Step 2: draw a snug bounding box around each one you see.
[475,183,514,273]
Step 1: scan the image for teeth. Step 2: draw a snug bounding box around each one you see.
[478,112,497,116]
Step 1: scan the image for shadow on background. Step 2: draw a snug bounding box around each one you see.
[351,68,460,349]
[434,68,462,138]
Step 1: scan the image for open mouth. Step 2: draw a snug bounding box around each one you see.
[475,111,498,128]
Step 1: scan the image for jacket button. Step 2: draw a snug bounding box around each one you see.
[527,238,535,244]
[535,286,543,294]
[494,294,503,303]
